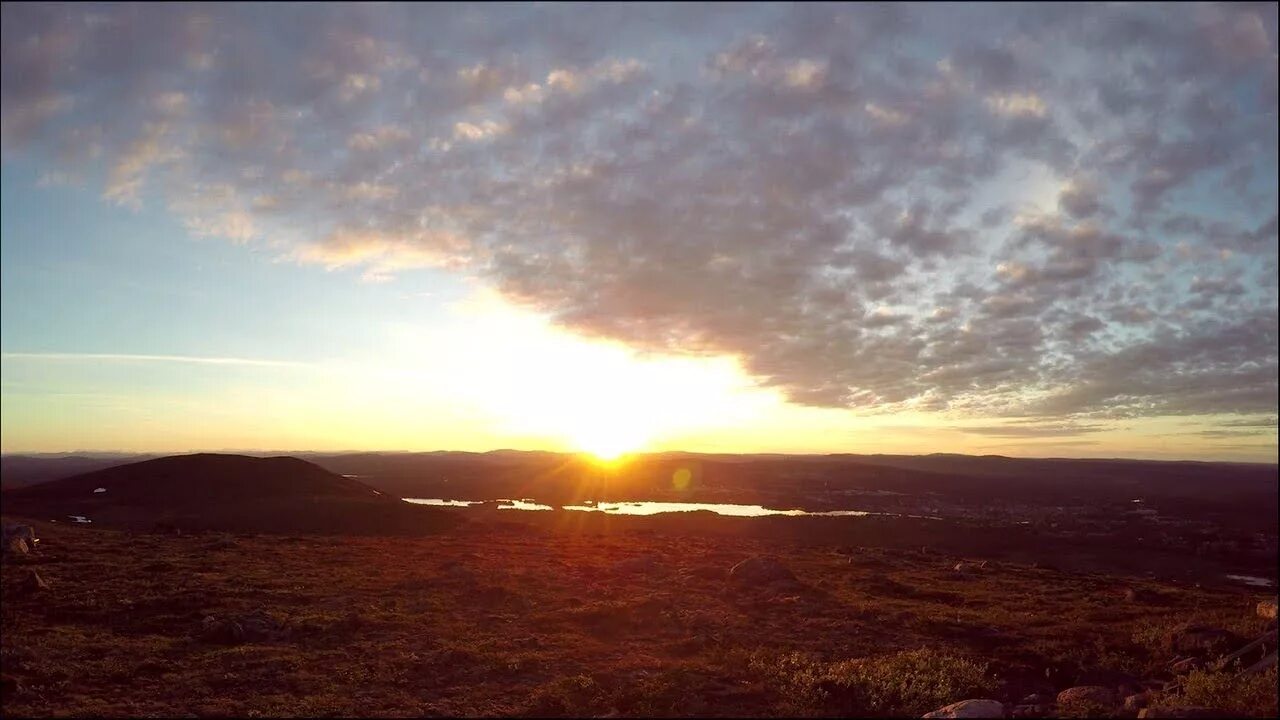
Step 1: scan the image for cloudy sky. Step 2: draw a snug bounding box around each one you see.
[1,3,1276,460]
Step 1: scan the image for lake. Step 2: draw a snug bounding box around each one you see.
[404,497,939,519]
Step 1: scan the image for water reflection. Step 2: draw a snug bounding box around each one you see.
[496,499,555,511]
[402,497,936,519]
[563,501,834,517]
[1225,574,1276,588]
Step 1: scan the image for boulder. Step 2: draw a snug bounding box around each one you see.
[1138,708,1233,718]
[1169,625,1242,657]
[1214,629,1276,670]
[200,616,245,644]
[1124,587,1161,603]
[1056,685,1118,708]
[728,557,796,586]
[1258,598,1277,621]
[19,569,50,594]
[1243,650,1276,674]
[200,610,288,644]
[1011,704,1051,718]
[1124,692,1152,711]
[1,673,20,697]
[922,699,1006,718]
[238,609,289,641]
[2,524,37,547]
[4,537,30,557]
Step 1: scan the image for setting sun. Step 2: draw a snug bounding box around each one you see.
[570,423,648,461]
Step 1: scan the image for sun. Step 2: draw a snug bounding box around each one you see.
[570,422,649,462]
[428,294,771,459]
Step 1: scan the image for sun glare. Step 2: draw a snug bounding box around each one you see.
[569,422,649,461]
[407,292,775,455]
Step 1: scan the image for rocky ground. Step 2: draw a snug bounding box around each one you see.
[2,516,1276,717]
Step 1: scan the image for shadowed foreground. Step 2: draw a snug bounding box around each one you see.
[2,517,1276,717]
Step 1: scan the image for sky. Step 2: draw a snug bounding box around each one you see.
[1,2,1277,461]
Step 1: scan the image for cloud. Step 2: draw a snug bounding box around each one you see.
[1192,429,1276,439]
[961,423,1106,438]
[1216,416,1279,428]
[985,92,1047,118]
[1,3,1275,425]
[452,120,508,142]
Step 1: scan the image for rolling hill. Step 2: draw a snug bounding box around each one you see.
[2,453,461,534]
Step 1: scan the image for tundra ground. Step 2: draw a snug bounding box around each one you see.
[1,516,1275,717]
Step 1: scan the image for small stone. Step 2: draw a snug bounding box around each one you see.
[922,699,1005,718]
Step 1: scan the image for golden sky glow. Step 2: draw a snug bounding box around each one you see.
[2,288,1274,462]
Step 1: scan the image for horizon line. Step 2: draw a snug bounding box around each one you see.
[1,448,1275,466]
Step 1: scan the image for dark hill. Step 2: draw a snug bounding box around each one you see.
[3,453,461,534]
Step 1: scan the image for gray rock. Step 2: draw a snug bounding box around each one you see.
[1258,599,1277,621]
[200,610,288,644]
[1056,685,1118,707]
[19,569,50,594]
[200,616,245,644]
[1124,692,1152,711]
[1124,587,1160,603]
[1,673,20,696]
[4,537,30,557]
[2,524,37,547]
[1169,625,1242,657]
[242,609,289,641]
[922,699,1005,718]
[728,557,796,585]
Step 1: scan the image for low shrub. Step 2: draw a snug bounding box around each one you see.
[1156,666,1278,718]
[750,647,997,716]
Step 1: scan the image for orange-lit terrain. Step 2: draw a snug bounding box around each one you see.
[2,453,1277,717]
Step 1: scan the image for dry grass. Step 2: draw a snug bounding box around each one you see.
[2,516,1274,717]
